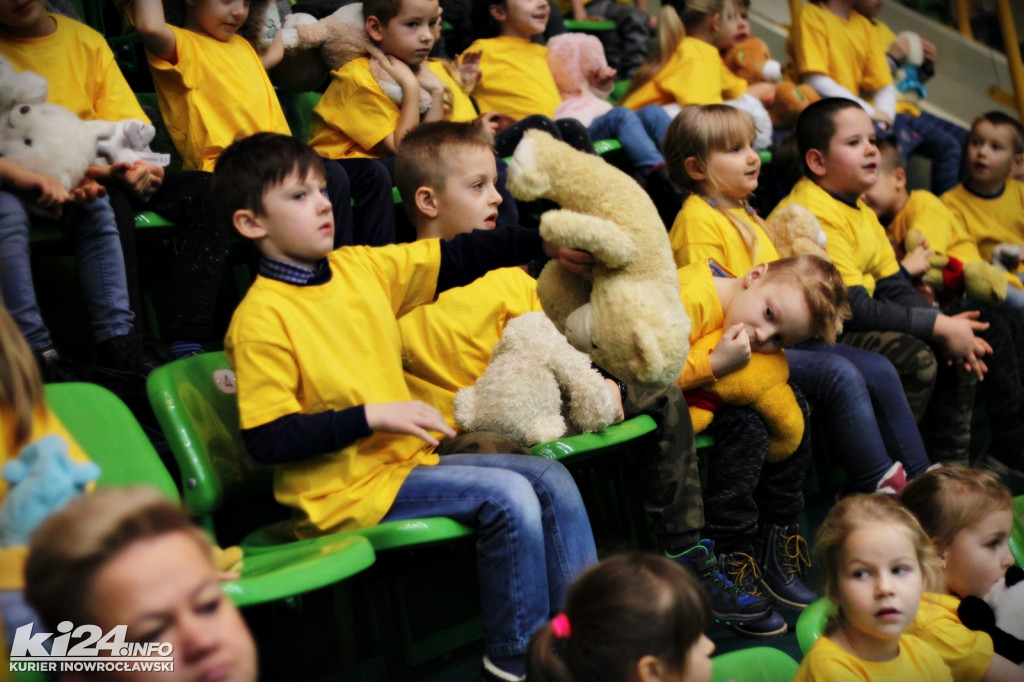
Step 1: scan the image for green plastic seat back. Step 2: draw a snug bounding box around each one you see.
[1010,495,1024,567]
[709,646,800,682]
[43,382,179,500]
[796,596,836,656]
[278,91,323,142]
[146,352,273,520]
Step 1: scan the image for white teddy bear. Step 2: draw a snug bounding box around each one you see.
[454,312,621,446]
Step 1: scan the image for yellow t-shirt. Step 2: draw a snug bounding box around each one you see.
[675,261,729,390]
[399,267,541,427]
[941,181,1024,263]
[309,57,400,159]
[0,406,91,591]
[794,633,953,681]
[146,24,289,171]
[225,241,443,537]
[870,19,921,117]
[428,60,478,123]
[466,36,562,120]
[786,3,893,96]
[0,14,147,123]
[907,592,994,682]
[773,177,900,295]
[669,195,780,271]
[622,37,747,110]
[890,190,984,265]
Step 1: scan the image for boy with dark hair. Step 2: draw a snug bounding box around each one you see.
[774,97,991,463]
[309,0,447,158]
[215,132,596,682]
[942,111,1024,269]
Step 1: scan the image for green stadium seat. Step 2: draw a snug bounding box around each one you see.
[1010,494,1024,567]
[795,596,835,656]
[710,646,800,682]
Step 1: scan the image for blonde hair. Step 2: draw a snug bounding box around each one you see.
[901,465,1013,552]
[0,305,44,452]
[621,0,734,103]
[663,104,771,261]
[814,494,939,634]
[25,487,212,630]
[762,255,850,343]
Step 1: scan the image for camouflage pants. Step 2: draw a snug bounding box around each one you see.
[437,382,704,551]
[841,330,975,464]
[702,388,812,554]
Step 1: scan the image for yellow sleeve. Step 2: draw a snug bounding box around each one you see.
[909,594,994,682]
[669,197,737,269]
[312,58,399,156]
[720,59,748,100]
[229,306,306,429]
[677,339,716,391]
[853,15,894,92]
[94,46,149,122]
[369,240,442,316]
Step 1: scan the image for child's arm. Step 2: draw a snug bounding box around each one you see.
[0,158,70,211]
[416,64,447,123]
[134,0,177,62]
[709,323,752,378]
[803,73,882,121]
[568,0,601,21]
[87,161,165,202]
[373,56,430,154]
[262,28,284,70]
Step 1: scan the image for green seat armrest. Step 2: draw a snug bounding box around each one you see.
[242,517,474,554]
[134,211,176,229]
[1010,494,1024,567]
[796,596,836,656]
[531,415,657,461]
[564,18,617,31]
[709,647,800,682]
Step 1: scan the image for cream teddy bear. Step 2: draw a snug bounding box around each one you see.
[506,130,691,390]
[768,203,830,261]
[454,312,620,446]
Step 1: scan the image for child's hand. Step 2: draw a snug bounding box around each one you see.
[901,243,933,277]
[365,401,456,447]
[477,111,503,136]
[6,166,69,210]
[587,65,617,94]
[933,311,992,381]
[70,175,107,203]
[89,161,164,201]
[603,378,625,422]
[544,242,595,274]
[377,54,419,92]
[457,50,483,89]
[709,323,751,377]
[417,63,446,95]
[887,34,911,62]
[921,38,937,63]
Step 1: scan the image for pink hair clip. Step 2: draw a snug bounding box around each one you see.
[551,613,572,639]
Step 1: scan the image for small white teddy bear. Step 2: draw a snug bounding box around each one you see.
[454,312,621,446]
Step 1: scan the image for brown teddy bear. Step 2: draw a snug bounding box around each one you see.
[722,37,820,129]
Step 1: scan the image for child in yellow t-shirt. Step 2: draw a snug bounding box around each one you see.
[464,0,595,157]
[620,0,774,115]
[795,494,953,682]
[135,0,396,247]
[902,467,1023,679]
[215,132,597,680]
[853,0,968,194]
[773,98,991,463]
[786,0,896,128]
[942,112,1024,272]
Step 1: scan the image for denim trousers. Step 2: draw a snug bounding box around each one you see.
[380,454,597,660]
[787,343,931,491]
[0,191,132,349]
[587,105,669,174]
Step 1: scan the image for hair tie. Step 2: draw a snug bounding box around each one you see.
[551,613,572,639]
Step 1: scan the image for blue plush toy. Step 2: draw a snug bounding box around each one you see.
[0,435,100,547]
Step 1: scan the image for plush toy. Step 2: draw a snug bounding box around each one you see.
[507,130,691,390]
[893,31,928,102]
[0,101,116,191]
[94,118,162,167]
[0,435,100,548]
[276,2,432,113]
[958,565,1024,666]
[722,37,820,129]
[0,55,46,112]
[547,33,614,127]
[768,203,830,261]
[453,312,620,446]
[684,329,804,461]
[904,229,1007,307]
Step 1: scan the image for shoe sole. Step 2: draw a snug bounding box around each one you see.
[761,580,812,611]
[727,621,789,639]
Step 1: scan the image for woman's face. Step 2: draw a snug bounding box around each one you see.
[87,531,258,682]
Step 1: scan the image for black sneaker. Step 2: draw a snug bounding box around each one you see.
[33,347,81,383]
[717,549,788,638]
[480,656,523,682]
[93,333,164,398]
[670,540,784,637]
[759,522,817,610]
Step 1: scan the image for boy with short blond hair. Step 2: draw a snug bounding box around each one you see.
[942,112,1024,267]
[773,97,991,463]
[216,132,596,682]
[309,0,446,159]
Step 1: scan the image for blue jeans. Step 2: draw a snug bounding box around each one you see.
[380,454,596,661]
[0,191,133,350]
[587,105,669,174]
[999,284,1024,315]
[787,343,931,491]
[893,112,969,195]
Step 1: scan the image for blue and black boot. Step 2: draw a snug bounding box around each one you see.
[670,540,787,639]
[759,522,818,610]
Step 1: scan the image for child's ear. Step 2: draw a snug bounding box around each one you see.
[366,15,385,42]
[634,655,669,682]
[1013,152,1024,177]
[414,186,440,219]
[744,262,768,287]
[707,12,722,36]
[684,156,706,182]
[488,3,508,23]
[805,148,828,179]
[233,209,267,240]
[894,166,908,191]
